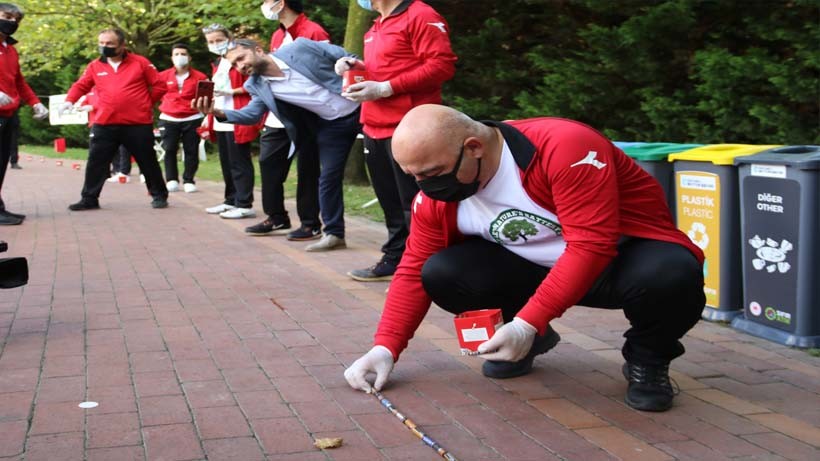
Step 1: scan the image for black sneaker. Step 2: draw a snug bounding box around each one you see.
[622,361,678,412]
[482,325,561,379]
[151,198,168,209]
[347,258,397,282]
[0,213,22,225]
[286,225,321,241]
[245,217,291,236]
[68,200,100,211]
[0,210,25,220]
[10,163,22,170]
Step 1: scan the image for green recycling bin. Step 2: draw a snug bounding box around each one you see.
[668,144,780,321]
[731,146,820,347]
[621,143,704,214]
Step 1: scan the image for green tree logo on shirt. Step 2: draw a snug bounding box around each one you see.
[490,209,562,245]
[502,219,538,242]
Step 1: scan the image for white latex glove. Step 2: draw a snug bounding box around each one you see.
[58,101,75,115]
[0,91,11,106]
[342,81,393,102]
[334,57,364,76]
[32,103,49,120]
[344,345,394,392]
[477,317,538,362]
[76,105,94,113]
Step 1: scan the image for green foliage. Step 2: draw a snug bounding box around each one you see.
[10,0,819,147]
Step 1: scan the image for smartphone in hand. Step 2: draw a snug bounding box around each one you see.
[195,80,215,101]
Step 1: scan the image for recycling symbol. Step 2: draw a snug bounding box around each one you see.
[687,222,709,249]
[748,235,792,273]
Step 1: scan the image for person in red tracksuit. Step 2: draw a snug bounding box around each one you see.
[245,0,332,239]
[345,105,707,413]
[157,43,208,193]
[201,24,259,220]
[61,28,168,211]
[0,2,49,225]
[337,0,457,282]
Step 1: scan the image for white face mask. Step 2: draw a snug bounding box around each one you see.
[172,55,189,68]
[208,41,229,56]
[261,1,282,21]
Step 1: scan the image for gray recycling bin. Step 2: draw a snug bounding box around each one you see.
[731,145,820,347]
[620,143,704,215]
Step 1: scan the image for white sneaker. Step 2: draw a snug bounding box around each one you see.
[183,183,197,193]
[219,207,256,219]
[140,174,146,184]
[166,180,180,192]
[206,203,235,214]
[305,234,347,252]
[106,174,119,183]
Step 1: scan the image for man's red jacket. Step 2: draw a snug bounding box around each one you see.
[270,13,330,51]
[66,52,165,125]
[0,38,41,117]
[374,118,705,359]
[157,67,208,119]
[360,0,457,139]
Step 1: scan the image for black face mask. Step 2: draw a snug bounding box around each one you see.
[0,19,18,36]
[417,146,482,202]
[99,45,120,58]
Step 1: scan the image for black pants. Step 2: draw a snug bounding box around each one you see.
[8,114,19,165]
[0,111,20,211]
[422,238,705,366]
[216,131,254,208]
[364,136,419,264]
[110,145,132,175]
[258,126,319,226]
[159,118,201,184]
[82,124,167,201]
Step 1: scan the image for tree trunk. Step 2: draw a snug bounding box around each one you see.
[342,0,372,185]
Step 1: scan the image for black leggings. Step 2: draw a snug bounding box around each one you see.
[421,238,705,366]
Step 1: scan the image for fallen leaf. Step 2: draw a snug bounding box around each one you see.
[314,437,344,449]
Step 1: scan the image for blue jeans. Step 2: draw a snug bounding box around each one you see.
[316,109,360,238]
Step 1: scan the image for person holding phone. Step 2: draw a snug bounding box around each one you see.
[157,43,208,193]
[200,24,259,219]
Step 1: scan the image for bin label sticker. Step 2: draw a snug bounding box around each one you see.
[676,171,720,307]
[461,327,489,342]
[751,164,787,179]
[742,176,799,333]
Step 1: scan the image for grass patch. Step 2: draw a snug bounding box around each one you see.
[20,144,385,222]
[807,348,820,358]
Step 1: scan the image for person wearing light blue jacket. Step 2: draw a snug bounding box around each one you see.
[199,37,361,252]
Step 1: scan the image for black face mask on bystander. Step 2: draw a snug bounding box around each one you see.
[0,19,18,36]
[417,146,482,202]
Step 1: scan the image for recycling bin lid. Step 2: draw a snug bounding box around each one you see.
[622,143,705,161]
[734,145,820,170]
[667,144,781,165]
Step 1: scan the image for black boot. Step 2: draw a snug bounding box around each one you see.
[482,325,561,379]
[622,361,677,412]
[68,199,100,211]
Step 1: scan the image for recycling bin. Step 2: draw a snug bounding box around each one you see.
[668,144,780,321]
[731,145,820,347]
[621,143,704,214]
[613,141,647,149]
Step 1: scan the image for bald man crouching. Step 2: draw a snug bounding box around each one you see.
[344,105,706,412]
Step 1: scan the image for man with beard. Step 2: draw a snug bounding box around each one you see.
[194,38,360,252]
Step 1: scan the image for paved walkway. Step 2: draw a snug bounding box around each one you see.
[1,155,819,461]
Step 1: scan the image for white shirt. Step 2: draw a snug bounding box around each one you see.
[212,58,234,132]
[263,35,294,129]
[457,141,567,267]
[263,57,358,121]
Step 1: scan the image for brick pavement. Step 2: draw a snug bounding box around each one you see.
[0,155,818,460]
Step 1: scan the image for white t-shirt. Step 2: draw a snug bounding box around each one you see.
[212,58,234,132]
[263,57,358,121]
[457,141,566,267]
[264,34,294,128]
